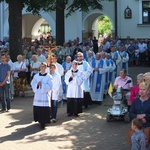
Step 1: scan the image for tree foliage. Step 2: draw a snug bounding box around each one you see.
[1,0,114,17]
[0,0,114,60]
[98,15,113,36]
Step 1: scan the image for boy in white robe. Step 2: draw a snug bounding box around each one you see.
[51,55,64,103]
[50,63,61,123]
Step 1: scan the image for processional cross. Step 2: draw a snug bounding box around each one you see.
[42,44,58,66]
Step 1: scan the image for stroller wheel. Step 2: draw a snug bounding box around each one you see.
[106,113,112,122]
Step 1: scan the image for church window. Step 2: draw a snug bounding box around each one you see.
[142,1,150,23]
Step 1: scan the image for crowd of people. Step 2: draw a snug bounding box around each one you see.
[0,35,150,138]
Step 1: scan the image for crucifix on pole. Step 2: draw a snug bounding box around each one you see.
[42,45,58,66]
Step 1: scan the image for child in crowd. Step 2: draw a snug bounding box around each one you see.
[131,118,148,150]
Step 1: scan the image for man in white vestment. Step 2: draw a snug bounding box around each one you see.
[105,53,116,85]
[119,45,129,74]
[65,60,83,116]
[77,52,93,108]
[31,62,53,129]
[110,46,121,78]
[90,53,108,104]
[86,51,95,64]
[101,53,111,95]
[62,56,72,100]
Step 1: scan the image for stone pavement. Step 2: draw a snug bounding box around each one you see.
[0,67,149,150]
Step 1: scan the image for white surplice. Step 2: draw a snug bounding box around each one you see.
[31,73,53,107]
[65,69,83,98]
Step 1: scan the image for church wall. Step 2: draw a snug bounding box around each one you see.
[65,10,83,42]
[118,0,150,39]
[1,0,150,42]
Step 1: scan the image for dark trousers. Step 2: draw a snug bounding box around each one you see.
[0,84,10,110]
[139,52,146,66]
[51,100,58,119]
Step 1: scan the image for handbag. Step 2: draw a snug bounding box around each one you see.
[126,127,150,145]
[18,62,26,78]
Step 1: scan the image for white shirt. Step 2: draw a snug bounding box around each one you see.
[138,43,147,53]
[36,54,47,63]
[30,61,41,76]
[13,61,27,77]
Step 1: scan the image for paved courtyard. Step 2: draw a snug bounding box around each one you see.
[0,67,149,150]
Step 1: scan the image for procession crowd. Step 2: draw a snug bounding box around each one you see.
[0,35,150,149]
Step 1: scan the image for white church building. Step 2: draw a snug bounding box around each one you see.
[0,0,150,42]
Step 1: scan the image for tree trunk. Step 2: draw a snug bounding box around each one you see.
[9,0,22,62]
[56,0,65,46]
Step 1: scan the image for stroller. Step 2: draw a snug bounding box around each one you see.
[106,80,131,123]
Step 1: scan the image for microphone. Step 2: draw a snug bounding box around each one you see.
[123,80,131,87]
[122,80,132,91]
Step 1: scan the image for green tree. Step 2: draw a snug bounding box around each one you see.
[0,0,114,61]
[98,15,113,37]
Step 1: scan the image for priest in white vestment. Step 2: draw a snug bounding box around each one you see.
[62,56,72,100]
[77,52,93,108]
[110,46,121,78]
[119,45,129,74]
[106,53,116,85]
[101,53,111,95]
[90,53,108,104]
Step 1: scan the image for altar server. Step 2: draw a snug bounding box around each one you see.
[31,62,53,129]
[65,60,83,117]
[50,63,61,123]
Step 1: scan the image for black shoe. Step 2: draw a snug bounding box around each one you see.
[85,105,88,109]
[98,101,102,105]
[0,109,6,113]
[40,123,45,129]
[67,113,73,117]
[74,114,79,117]
[103,94,106,99]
